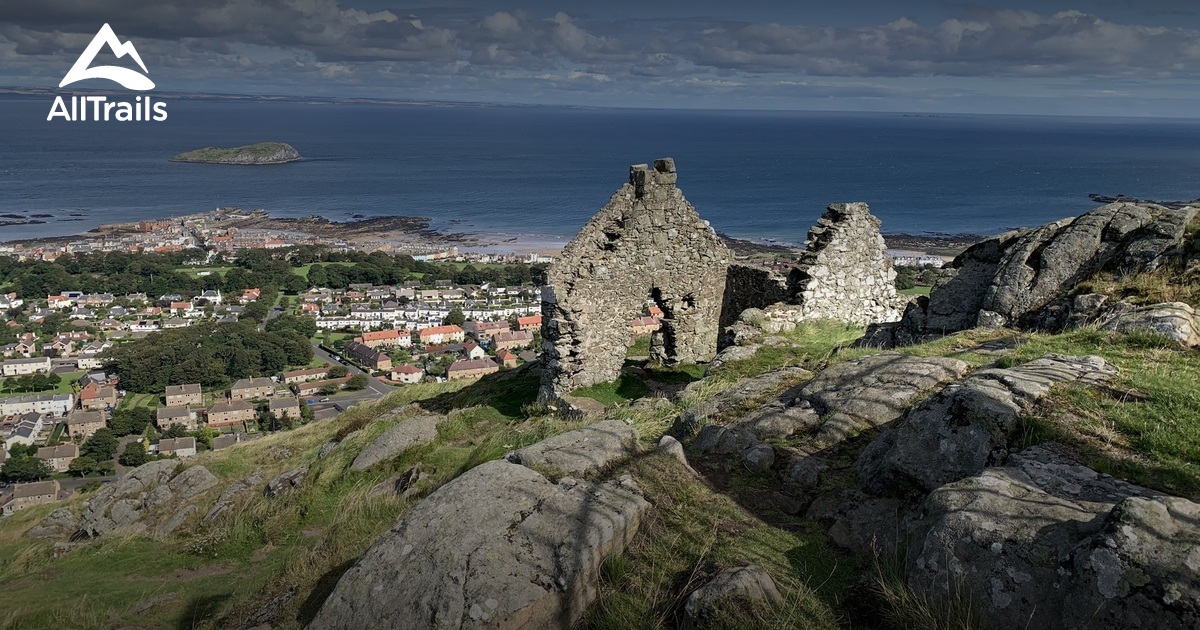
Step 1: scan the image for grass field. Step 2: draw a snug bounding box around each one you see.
[0,371,81,396]
[900,285,932,296]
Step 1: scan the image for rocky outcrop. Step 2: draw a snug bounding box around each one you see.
[309,460,650,629]
[683,565,783,627]
[689,355,969,480]
[1099,302,1200,347]
[27,507,80,539]
[907,446,1198,630]
[350,415,443,471]
[505,420,638,476]
[671,366,810,439]
[264,467,307,499]
[865,202,1197,346]
[77,459,179,537]
[70,461,227,539]
[860,355,1117,497]
[540,158,732,399]
[204,474,263,523]
[169,142,301,165]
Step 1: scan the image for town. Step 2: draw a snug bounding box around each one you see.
[0,240,678,515]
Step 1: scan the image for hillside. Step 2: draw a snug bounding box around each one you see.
[169,142,302,165]
[0,196,1196,629]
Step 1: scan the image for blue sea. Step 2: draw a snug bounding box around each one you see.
[2,95,1200,246]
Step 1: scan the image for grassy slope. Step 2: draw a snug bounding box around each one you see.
[0,264,1197,628]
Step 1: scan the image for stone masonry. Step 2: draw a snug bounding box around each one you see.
[721,203,909,343]
[786,203,909,326]
[540,158,732,399]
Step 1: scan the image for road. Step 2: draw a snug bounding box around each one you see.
[307,342,397,414]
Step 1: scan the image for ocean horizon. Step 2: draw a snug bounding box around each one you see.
[3,94,1199,247]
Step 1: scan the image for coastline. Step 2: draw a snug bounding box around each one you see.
[0,208,991,261]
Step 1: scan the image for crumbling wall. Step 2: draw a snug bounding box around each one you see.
[719,265,790,335]
[540,158,732,399]
[786,203,909,326]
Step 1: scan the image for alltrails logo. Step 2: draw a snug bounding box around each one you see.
[48,24,168,122]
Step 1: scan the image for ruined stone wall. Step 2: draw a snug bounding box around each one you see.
[541,158,732,399]
[785,203,909,326]
[719,265,790,338]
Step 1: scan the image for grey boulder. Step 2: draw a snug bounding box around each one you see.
[505,420,639,476]
[307,460,650,630]
[350,415,442,471]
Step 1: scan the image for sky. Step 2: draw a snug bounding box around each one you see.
[1,0,1199,116]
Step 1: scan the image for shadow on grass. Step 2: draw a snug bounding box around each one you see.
[177,593,232,630]
[295,558,357,627]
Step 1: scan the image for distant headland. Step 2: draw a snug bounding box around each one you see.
[169,142,301,165]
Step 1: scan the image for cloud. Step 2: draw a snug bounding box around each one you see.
[3,1,1200,113]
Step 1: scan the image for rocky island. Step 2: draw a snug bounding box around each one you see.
[169,142,301,165]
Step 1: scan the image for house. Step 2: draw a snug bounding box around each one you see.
[240,288,261,303]
[354,328,412,349]
[212,433,246,450]
[418,325,465,345]
[230,377,276,400]
[157,437,197,458]
[282,367,329,385]
[492,330,535,351]
[0,394,74,418]
[162,317,190,329]
[79,382,118,410]
[200,290,222,305]
[343,341,392,371]
[2,480,61,515]
[462,340,488,361]
[169,301,194,314]
[446,358,499,380]
[205,399,257,428]
[517,314,542,332]
[1,356,51,377]
[268,397,301,420]
[165,384,203,407]
[495,348,519,368]
[294,377,350,397]
[390,364,424,384]
[631,316,661,336]
[465,320,511,341]
[36,443,79,473]
[65,410,106,440]
[157,406,198,431]
[47,295,73,308]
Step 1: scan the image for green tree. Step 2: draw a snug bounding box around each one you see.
[1,455,53,482]
[444,306,465,326]
[68,456,99,477]
[345,374,369,390]
[82,428,118,461]
[119,440,148,467]
[317,383,341,396]
[327,365,349,379]
[162,424,189,439]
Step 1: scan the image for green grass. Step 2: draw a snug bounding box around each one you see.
[900,285,932,297]
[572,375,652,407]
[0,370,82,395]
[997,327,1200,498]
[626,334,652,358]
[585,452,846,630]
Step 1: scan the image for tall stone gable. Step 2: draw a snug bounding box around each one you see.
[540,158,732,399]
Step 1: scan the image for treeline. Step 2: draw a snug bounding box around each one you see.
[0,246,546,301]
[101,321,313,393]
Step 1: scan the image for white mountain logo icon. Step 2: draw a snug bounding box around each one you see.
[59,23,155,91]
